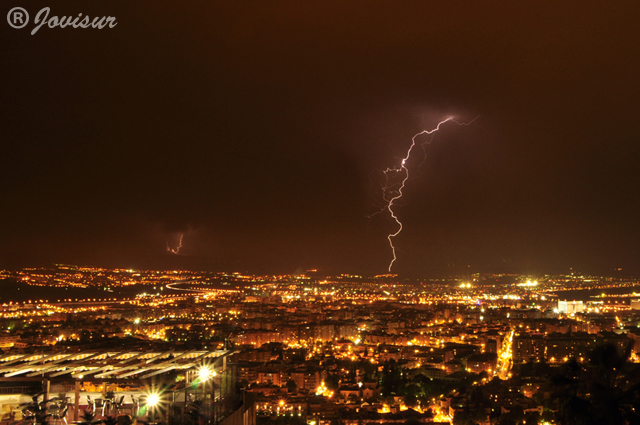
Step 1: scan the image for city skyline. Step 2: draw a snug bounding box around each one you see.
[1,264,639,424]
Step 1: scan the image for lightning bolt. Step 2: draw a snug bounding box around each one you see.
[166,233,184,255]
[381,116,478,271]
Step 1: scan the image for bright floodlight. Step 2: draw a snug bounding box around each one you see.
[199,366,213,381]
[147,393,160,407]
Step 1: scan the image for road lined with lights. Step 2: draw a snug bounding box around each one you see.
[497,329,514,380]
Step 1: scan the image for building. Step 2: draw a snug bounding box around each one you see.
[466,353,498,374]
[558,300,584,314]
[546,333,594,362]
[513,334,545,363]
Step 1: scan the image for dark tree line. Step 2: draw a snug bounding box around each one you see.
[547,343,640,425]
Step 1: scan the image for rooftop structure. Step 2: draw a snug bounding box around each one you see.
[0,348,238,424]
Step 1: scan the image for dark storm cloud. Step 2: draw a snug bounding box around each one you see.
[2,1,640,274]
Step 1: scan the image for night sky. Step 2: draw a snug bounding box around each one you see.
[2,2,640,276]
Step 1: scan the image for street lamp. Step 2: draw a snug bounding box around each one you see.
[198,366,215,382]
[146,392,161,423]
[197,365,217,422]
[147,393,160,408]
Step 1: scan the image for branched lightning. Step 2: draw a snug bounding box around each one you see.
[381,116,478,271]
[167,234,184,255]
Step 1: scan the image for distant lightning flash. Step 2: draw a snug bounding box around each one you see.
[167,234,184,255]
[381,116,477,271]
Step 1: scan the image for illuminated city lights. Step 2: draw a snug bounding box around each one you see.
[0,266,639,424]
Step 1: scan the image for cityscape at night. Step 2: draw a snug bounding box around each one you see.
[3,2,640,425]
[0,266,639,424]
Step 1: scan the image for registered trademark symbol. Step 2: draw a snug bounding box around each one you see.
[7,7,29,29]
